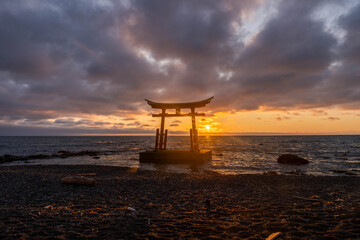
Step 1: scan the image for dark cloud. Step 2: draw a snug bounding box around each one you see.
[305,3,360,110]
[128,0,252,61]
[338,4,360,63]
[0,0,359,135]
[221,0,338,110]
[94,121,111,125]
[123,117,136,121]
[126,121,141,126]
[54,119,76,124]
[172,120,182,124]
[325,117,340,121]
[0,123,154,136]
[75,120,93,125]
[0,0,167,119]
[275,116,291,121]
[237,1,335,74]
[311,110,328,116]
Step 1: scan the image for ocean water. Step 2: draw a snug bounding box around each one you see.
[1,136,360,176]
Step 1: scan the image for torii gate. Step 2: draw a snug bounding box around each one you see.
[145,96,213,151]
[139,97,213,163]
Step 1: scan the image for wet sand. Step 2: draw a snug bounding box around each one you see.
[0,165,359,239]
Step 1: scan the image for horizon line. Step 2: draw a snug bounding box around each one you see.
[1,133,360,137]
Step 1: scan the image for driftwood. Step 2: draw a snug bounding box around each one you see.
[266,232,282,240]
[293,196,322,202]
[61,176,97,186]
[75,173,97,176]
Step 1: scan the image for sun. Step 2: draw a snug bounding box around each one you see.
[205,125,210,130]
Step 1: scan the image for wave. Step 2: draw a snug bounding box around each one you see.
[0,149,127,164]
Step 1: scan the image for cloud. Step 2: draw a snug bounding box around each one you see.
[123,117,136,121]
[338,4,360,64]
[0,123,154,136]
[222,0,338,110]
[325,117,340,121]
[311,110,328,116]
[54,118,76,124]
[275,116,291,121]
[0,0,359,135]
[318,3,360,109]
[237,1,335,74]
[126,121,141,126]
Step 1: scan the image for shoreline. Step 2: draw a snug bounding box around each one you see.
[2,162,359,177]
[1,165,359,239]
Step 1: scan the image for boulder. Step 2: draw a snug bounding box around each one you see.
[61,176,97,186]
[277,154,309,165]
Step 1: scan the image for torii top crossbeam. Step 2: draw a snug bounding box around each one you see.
[145,97,214,151]
[145,97,213,109]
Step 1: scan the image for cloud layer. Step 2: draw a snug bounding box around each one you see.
[0,0,359,134]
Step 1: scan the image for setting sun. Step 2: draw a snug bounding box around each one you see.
[206,125,210,130]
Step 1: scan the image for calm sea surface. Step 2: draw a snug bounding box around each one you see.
[1,136,360,176]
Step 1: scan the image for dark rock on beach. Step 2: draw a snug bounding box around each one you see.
[0,154,52,163]
[277,154,309,165]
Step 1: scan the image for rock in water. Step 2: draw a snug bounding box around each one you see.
[277,154,309,165]
[61,176,97,186]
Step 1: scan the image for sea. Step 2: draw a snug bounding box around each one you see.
[1,136,360,176]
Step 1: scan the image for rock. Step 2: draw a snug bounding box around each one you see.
[61,176,97,186]
[57,150,70,154]
[277,154,309,165]
[263,171,278,175]
[0,154,23,163]
[332,169,357,175]
[125,207,137,217]
[288,169,304,175]
[204,199,211,208]
[127,207,136,212]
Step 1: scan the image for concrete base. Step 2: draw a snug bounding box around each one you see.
[139,150,212,164]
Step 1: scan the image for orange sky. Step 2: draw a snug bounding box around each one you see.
[114,107,360,135]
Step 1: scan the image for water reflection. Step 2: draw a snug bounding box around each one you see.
[138,161,212,174]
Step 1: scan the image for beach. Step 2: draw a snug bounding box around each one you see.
[0,165,359,239]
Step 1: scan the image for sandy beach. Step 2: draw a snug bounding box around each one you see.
[0,165,359,239]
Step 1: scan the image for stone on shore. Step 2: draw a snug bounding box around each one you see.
[277,154,309,165]
[61,176,97,186]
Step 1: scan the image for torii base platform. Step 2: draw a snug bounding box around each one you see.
[139,150,212,164]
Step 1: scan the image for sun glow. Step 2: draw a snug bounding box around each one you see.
[197,117,223,134]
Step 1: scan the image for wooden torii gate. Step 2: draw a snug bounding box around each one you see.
[145,96,213,151]
[139,97,213,163]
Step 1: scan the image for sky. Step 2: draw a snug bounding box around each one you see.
[0,0,360,136]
